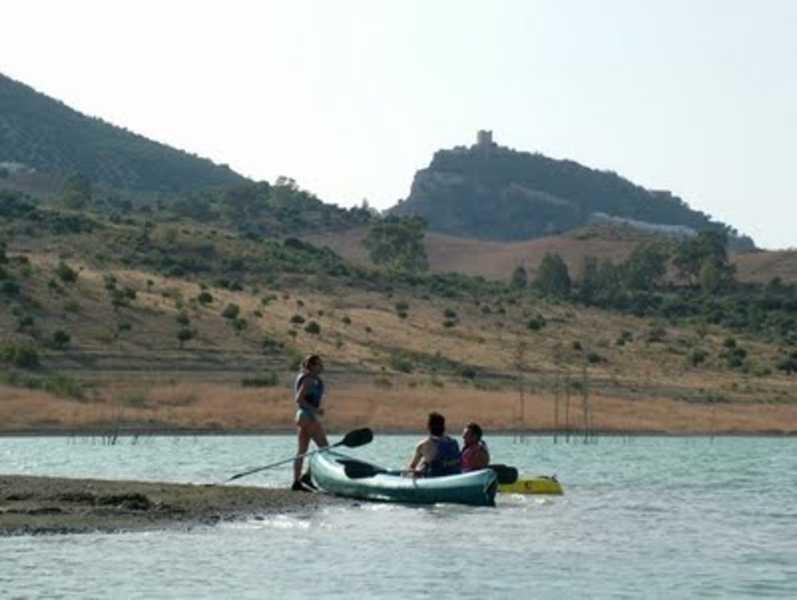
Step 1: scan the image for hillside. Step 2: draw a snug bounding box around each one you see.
[2,194,797,434]
[391,132,754,249]
[0,72,246,192]
[306,225,797,284]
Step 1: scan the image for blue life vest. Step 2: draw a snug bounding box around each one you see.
[424,436,462,477]
[295,373,324,409]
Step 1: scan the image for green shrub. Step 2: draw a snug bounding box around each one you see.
[110,289,129,308]
[720,346,747,369]
[374,376,393,389]
[342,315,352,325]
[776,354,797,374]
[197,291,213,305]
[586,352,604,364]
[304,321,321,335]
[395,301,410,312]
[527,315,546,331]
[286,348,303,371]
[56,262,78,283]
[43,374,84,400]
[1,343,40,369]
[389,353,414,373]
[241,372,279,387]
[616,331,633,346]
[688,349,708,367]
[646,326,667,343]
[397,311,408,319]
[63,301,81,313]
[177,328,194,347]
[262,337,284,353]
[290,314,306,324]
[460,367,478,379]
[52,330,71,349]
[222,303,240,319]
[753,365,772,377]
[176,312,190,326]
[444,308,458,319]
[1,280,20,295]
[231,318,247,332]
[442,319,457,328]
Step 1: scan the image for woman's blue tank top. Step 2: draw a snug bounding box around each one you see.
[295,373,324,409]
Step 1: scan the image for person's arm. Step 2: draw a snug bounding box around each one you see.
[408,441,424,471]
[475,446,490,470]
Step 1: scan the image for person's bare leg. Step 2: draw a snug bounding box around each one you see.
[293,424,311,484]
[309,421,329,449]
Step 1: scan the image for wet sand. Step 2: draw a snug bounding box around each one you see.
[0,475,338,536]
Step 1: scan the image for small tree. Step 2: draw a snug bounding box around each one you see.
[674,230,735,287]
[624,242,669,290]
[535,253,571,297]
[177,328,194,348]
[511,266,528,289]
[363,216,429,274]
[62,172,93,210]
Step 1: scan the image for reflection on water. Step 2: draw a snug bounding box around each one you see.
[2,436,796,598]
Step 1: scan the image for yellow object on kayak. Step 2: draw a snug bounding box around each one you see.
[499,475,563,495]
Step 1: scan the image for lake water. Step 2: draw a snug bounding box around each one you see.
[2,434,796,599]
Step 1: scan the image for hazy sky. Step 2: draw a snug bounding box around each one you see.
[2,1,795,249]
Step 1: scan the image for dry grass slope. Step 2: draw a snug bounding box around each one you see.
[2,243,796,434]
[306,227,797,284]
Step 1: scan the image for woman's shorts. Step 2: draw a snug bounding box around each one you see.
[296,408,317,423]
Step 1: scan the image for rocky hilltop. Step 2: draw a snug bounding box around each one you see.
[392,131,754,248]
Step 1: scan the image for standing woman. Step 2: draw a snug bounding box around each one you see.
[292,354,329,491]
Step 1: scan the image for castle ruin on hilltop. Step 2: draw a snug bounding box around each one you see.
[476,129,493,147]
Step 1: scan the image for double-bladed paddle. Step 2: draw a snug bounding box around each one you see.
[224,427,374,483]
[341,460,519,485]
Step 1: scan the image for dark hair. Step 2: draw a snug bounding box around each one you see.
[302,354,322,370]
[465,422,483,441]
[427,412,445,436]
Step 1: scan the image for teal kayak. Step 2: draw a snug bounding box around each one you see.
[308,450,498,507]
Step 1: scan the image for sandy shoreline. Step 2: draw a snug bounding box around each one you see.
[0,475,340,537]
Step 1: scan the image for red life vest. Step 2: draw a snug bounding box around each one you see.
[461,441,489,471]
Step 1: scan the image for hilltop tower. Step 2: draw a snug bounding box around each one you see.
[476,130,493,147]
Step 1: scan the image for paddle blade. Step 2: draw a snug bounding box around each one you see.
[338,427,374,449]
[489,464,519,485]
[339,459,385,479]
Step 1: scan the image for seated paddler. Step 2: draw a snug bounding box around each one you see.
[460,422,490,472]
[408,412,462,477]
